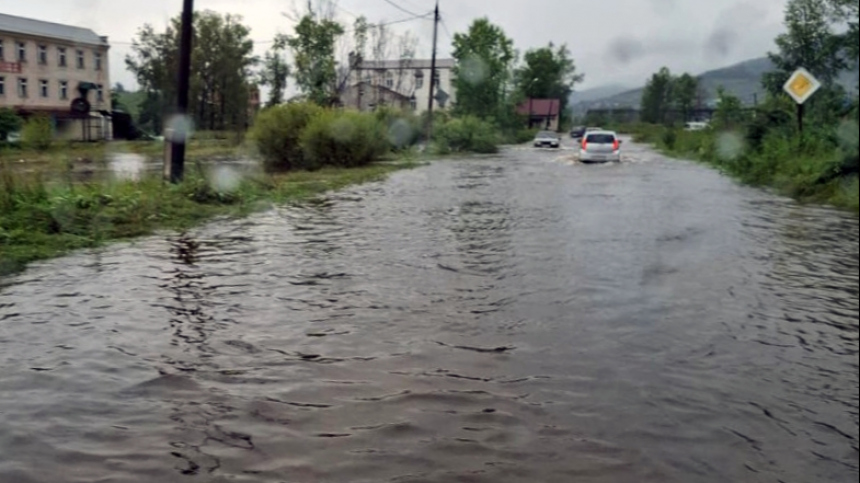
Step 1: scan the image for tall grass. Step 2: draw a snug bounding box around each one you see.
[0,161,416,276]
[627,122,859,212]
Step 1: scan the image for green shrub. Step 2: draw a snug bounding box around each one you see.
[661,128,677,150]
[300,110,389,169]
[21,116,53,151]
[433,116,499,154]
[249,102,322,171]
[0,108,22,142]
[374,106,421,151]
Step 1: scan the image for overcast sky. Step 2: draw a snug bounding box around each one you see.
[1,0,788,91]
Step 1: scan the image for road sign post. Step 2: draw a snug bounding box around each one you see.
[783,68,821,136]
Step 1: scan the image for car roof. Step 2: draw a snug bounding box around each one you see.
[585,130,617,136]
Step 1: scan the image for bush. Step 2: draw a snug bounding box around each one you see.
[433,116,500,154]
[374,106,422,151]
[249,102,322,171]
[661,128,677,150]
[0,108,22,142]
[300,110,389,169]
[21,116,53,151]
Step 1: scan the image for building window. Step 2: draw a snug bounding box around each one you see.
[415,75,424,90]
[60,80,68,100]
[17,42,26,62]
[58,47,67,67]
[39,79,49,98]
[0,40,5,61]
[94,52,102,71]
[433,70,441,84]
[38,45,48,65]
[0,77,5,96]
[385,74,394,89]
[17,78,28,98]
[76,50,85,69]
[96,84,104,102]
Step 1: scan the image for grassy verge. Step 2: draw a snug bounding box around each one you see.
[1,160,417,277]
[0,138,244,165]
[626,123,859,213]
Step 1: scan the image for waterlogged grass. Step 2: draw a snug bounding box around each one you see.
[0,138,244,165]
[629,124,859,213]
[0,161,417,277]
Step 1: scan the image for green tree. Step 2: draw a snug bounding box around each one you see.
[260,47,291,108]
[825,0,859,62]
[451,18,516,120]
[763,0,848,95]
[278,11,344,106]
[515,43,584,127]
[673,73,700,122]
[0,108,23,141]
[713,87,746,128]
[641,67,674,124]
[126,11,258,132]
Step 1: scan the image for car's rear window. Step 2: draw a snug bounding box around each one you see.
[537,131,556,137]
[585,134,616,143]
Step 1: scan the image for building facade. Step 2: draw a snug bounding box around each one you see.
[0,13,111,141]
[346,58,456,114]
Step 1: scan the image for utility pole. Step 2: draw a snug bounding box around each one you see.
[425,0,440,142]
[168,0,194,183]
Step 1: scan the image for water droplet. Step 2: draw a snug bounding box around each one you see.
[109,152,146,181]
[210,166,242,193]
[716,131,744,161]
[460,55,489,85]
[837,120,859,150]
[388,119,414,149]
[165,115,195,144]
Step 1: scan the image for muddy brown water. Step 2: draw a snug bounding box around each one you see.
[1,141,857,483]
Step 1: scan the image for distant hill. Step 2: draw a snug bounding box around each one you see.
[570,84,633,105]
[573,57,860,112]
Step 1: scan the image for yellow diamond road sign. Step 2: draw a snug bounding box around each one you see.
[784,68,821,105]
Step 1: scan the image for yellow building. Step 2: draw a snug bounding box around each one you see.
[0,13,112,141]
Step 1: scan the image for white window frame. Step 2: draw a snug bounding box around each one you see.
[76,49,85,69]
[59,80,68,100]
[0,76,5,96]
[94,51,102,71]
[0,40,5,61]
[58,47,67,67]
[18,78,28,98]
[96,84,104,102]
[17,41,26,62]
[38,45,48,65]
[40,79,49,98]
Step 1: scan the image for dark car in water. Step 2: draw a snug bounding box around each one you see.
[570,126,586,138]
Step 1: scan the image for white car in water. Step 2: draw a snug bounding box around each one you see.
[533,130,561,148]
[579,131,622,163]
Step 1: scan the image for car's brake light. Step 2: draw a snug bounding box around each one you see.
[581,138,588,150]
[613,139,620,151]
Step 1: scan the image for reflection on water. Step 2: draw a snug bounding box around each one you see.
[0,143,857,483]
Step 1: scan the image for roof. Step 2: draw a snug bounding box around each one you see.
[517,99,561,117]
[358,58,456,70]
[0,13,107,46]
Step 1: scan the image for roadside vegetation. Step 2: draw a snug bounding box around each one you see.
[593,0,858,213]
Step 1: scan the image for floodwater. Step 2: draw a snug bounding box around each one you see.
[1,140,857,483]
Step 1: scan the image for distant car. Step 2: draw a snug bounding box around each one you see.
[534,130,561,148]
[684,121,710,131]
[570,126,586,138]
[579,131,622,163]
[4,131,21,144]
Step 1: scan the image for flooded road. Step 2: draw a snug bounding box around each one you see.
[1,141,858,483]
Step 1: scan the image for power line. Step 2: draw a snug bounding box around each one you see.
[107,12,433,47]
[380,0,422,18]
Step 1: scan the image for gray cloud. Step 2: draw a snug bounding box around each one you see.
[2,0,789,90]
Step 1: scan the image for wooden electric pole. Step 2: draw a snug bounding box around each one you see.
[425,1,440,142]
[168,0,194,183]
